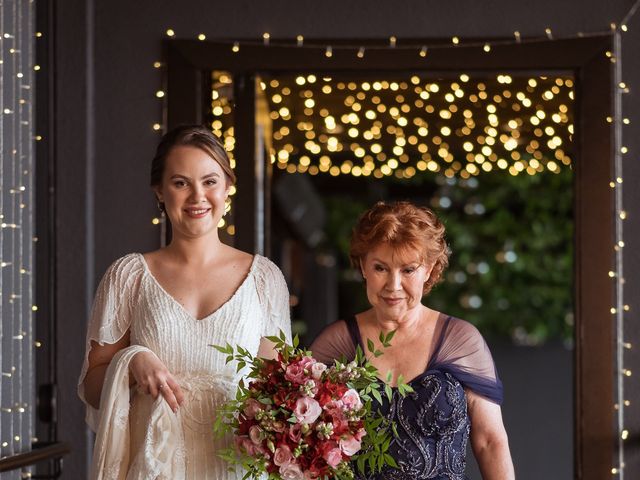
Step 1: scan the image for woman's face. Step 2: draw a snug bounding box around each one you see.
[361,243,431,320]
[154,145,230,240]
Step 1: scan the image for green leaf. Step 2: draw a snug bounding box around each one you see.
[369,416,383,430]
[384,329,396,344]
[367,338,375,354]
[382,437,391,452]
[212,344,232,354]
[384,453,398,468]
[368,454,376,473]
[355,345,364,363]
[371,388,383,405]
[384,384,393,402]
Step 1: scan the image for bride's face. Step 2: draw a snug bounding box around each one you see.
[154,145,230,239]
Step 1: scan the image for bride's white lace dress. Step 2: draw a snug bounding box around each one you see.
[78,253,291,479]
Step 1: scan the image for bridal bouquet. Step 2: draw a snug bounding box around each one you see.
[213,331,411,480]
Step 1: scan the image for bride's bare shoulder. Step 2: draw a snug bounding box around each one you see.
[221,245,254,267]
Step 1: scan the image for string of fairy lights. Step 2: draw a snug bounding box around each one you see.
[152,8,639,476]
[611,26,628,476]
[0,0,36,477]
[611,2,640,477]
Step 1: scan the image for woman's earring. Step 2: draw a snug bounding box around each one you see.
[157,201,165,213]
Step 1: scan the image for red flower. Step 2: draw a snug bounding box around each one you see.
[308,455,329,478]
[317,381,348,406]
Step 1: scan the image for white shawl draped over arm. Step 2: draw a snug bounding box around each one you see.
[90,345,185,480]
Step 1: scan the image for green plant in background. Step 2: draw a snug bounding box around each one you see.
[322,168,574,345]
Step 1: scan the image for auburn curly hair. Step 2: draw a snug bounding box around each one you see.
[350,201,450,295]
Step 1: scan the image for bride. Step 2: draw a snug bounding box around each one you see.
[78,125,291,479]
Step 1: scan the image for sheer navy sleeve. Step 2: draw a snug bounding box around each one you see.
[430,317,503,404]
[308,320,356,365]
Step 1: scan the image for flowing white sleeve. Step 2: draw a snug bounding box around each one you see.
[255,255,292,343]
[77,253,143,431]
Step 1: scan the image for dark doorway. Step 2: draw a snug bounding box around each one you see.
[165,35,614,479]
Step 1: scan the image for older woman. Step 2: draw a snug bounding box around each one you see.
[78,125,291,479]
[311,201,514,480]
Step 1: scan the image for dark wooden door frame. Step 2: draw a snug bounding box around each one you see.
[165,35,614,479]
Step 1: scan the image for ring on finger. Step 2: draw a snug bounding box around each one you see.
[159,384,165,390]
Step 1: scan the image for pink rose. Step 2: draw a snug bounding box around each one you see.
[235,436,258,456]
[354,428,367,441]
[341,389,362,410]
[339,435,362,456]
[271,420,286,433]
[310,362,327,380]
[243,398,262,419]
[249,425,264,445]
[274,445,294,467]
[322,446,343,468]
[285,363,308,385]
[289,423,303,443]
[303,470,317,480]
[294,396,322,424]
[279,463,304,480]
[299,356,316,371]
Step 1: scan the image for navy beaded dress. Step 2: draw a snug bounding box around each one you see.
[310,314,503,480]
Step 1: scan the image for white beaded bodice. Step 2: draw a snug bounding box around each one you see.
[78,253,291,479]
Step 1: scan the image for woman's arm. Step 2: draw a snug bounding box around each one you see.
[83,331,184,412]
[467,390,515,480]
[83,333,131,409]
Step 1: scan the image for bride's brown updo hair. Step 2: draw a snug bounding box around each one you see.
[350,201,450,295]
[150,125,236,188]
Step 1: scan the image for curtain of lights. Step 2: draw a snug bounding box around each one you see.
[0,0,35,478]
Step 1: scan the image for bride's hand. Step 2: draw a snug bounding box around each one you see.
[130,351,185,412]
